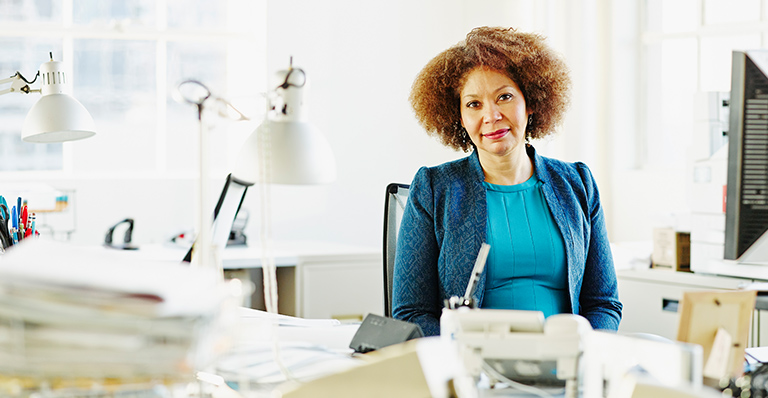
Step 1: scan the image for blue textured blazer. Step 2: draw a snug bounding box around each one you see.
[392,146,622,337]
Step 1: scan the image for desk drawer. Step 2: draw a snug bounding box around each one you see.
[617,277,735,340]
[298,255,382,320]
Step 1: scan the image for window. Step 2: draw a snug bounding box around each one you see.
[0,0,265,174]
[642,0,764,166]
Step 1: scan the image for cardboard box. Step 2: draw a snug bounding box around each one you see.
[652,228,691,272]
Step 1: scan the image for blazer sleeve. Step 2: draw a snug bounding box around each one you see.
[392,167,442,337]
[576,163,623,330]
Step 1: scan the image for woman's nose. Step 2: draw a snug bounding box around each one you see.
[483,104,502,123]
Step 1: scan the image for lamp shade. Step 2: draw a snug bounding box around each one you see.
[234,119,336,185]
[233,64,335,185]
[21,57,96,143]
[22,93,96,143]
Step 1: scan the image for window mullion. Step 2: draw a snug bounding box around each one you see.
[156,0,168,174]
[61,0,74,175]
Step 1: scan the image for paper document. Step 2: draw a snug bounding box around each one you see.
[237,307,341,327]
[0,239,239,383]
[746,346,768,364]
[0,239,224,316]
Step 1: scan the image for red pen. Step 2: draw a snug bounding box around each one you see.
[20,206,27,240]
[21,205,27,230]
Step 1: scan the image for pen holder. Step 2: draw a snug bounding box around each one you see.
[445,295,477,309]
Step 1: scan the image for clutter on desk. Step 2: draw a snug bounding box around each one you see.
[0,185,78,250]
[227,208,249,247]
[610,241,653,270]
[349,313,423,354]
[213,307,361,392]
[169,206,248,250]
[0,239,241,397]
[104,217,138,250]
[0,194,40,252]
[273,336,470,398]
[652,227,691,272]
[719,360,768,398]
[169,230,196,247]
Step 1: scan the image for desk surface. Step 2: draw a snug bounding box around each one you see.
[220,240,380,269]
[103,240,380,269]
[224,311,719,398]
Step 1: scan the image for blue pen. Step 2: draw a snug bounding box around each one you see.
[11,206,17,230]
[14,196,21,230]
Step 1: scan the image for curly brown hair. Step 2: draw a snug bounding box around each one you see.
[409,27,571,152]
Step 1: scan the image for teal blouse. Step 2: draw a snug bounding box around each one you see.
[392,147,622,337]
[482,175,570,318]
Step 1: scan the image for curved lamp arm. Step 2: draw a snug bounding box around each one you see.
[174,80,250,275]
[0,72,40,96]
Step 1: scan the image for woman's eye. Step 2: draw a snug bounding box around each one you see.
[466,101,480,108]
[499,93,513,101]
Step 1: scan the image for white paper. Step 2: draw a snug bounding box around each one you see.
[0,239,225,316]
[237,307,341,327]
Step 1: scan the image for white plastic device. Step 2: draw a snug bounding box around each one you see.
[440,308,591,398]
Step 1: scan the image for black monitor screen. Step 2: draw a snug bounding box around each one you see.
[725,50,768,261]
[183,173,249,264]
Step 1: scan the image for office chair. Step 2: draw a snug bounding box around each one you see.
[383,183,409,317]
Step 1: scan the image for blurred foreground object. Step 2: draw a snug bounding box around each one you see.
[0,240,241,396]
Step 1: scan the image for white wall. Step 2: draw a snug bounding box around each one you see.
[249,0,537,247]
[253,0,649,247]
[12,0,679,250]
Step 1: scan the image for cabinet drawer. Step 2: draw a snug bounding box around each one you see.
[617,277,735,340]
[298,256,382,320]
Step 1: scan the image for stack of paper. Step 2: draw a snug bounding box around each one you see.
[0,240,239,391]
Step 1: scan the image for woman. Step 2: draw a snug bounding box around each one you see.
[392,27,622,337]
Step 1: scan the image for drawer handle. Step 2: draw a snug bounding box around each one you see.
[662,299,679,313]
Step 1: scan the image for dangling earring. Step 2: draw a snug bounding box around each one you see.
[456,121,470,148]
[526,114,533,144]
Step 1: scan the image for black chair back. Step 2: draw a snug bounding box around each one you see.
[383,183,409,317]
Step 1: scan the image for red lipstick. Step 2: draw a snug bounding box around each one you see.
[483,128,509,140]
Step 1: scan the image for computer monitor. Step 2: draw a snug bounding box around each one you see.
[724,50,768,265]
[183,173,251,264]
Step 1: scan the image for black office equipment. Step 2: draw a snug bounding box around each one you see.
[104,218,138,250]
[227,208,249,247]
[725,50,768,264]
[183,173,250,263]
[349,313,423,354]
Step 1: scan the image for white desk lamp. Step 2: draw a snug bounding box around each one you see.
[237,60,336,314]
[176,80,250,279]
[178,60,336,315]
[233,60,336,185]
[0,53,95,143]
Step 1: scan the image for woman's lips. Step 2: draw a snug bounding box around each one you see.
[483,128,509,140]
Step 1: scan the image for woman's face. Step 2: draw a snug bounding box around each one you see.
[459,67,531,158]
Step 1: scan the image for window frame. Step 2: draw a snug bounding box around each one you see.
[0,0,266,177]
